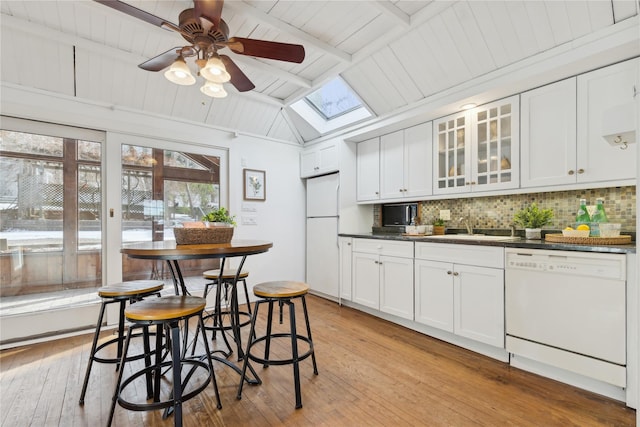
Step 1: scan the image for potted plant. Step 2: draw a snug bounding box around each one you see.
[432,218,446,235]
[513,203,553,239]
[202,207,236,227]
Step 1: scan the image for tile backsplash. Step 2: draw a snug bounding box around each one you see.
[373,186,636,231]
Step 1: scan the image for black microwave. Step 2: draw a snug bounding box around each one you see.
[382,203,418,227]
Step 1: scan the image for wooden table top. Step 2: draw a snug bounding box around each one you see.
[121,239,273,260]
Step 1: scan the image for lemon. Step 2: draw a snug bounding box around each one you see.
[577,224,590,231]
[564,226,573,230]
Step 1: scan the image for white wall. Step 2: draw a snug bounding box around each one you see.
[1,83,307,290]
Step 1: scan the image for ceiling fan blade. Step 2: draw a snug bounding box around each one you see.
[93,0,182,33]
[139,48,182,72]
[220,55,255,92]
[225,38,305,63]
[194,0,224,29]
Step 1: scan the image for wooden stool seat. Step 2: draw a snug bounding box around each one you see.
[253,281,309,299]
[125,296,206,322]
[203,269,249,280]
[98,280,165,298]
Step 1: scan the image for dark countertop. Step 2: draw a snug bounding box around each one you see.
[339,232,636,254]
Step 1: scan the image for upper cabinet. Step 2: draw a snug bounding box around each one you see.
[521,78,578,188]
[576,58,637,184]
[434,96,519,195]
[300,140,339,178]
[379,122,433,200]
[521,58,638,189]
[356,137,380,201]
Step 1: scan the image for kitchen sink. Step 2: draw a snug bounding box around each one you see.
[427,234,520,241]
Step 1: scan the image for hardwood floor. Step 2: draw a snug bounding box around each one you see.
[1,295,635,426]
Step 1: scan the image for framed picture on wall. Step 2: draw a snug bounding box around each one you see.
[243,168,266,201]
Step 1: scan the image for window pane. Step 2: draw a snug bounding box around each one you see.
[78,164,101,251]
[78,140,101,162]
[164,151,207,170]
[0,130,64,157]
[122,144,155,167]
[305,78,362,120]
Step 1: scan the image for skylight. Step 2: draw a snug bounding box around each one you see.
[290,77,372,137]
[305,78,362,120]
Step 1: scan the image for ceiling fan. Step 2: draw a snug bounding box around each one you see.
[94,0,305,97]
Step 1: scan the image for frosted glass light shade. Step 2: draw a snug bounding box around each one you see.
[200,81,227,98]
[164,58,196,85]
[200,56,231,83]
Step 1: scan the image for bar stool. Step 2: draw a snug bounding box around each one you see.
[79,280,164,405]
[108,295,222,427]
[236,281,318,409]
[198,268,252,357]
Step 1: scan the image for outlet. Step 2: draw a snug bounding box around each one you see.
[439,209,451,220]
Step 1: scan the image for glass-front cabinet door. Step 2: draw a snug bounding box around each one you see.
[472,96,519,192]
[434,95,519,195]
[434,112,469,194]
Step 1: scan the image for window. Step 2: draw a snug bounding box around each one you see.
[289,77,373,135]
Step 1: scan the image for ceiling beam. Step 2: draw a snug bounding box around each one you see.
[372,1,411,27]
[231,55,312,89]
[222,1,353,64]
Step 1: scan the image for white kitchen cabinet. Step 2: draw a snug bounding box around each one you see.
[300,140,339,178]
[433,96,519,195]
[379,122,432,200]
[414,242,504,348]
[351,238,414,319]
[521,77,577,188]
[576,58,638,183]
[339,237,353,301]
[356,137,380,201]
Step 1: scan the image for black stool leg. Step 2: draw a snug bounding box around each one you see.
[115,299,126,370]
[108,326,135,426]
[142,325,153,400]
[197,314,222,409]
[263,300,275,368]
[79,300,107,405]
[236,300,263,400]
[288,299,303,409]
[301,295,319,375]
[169,320,183,427]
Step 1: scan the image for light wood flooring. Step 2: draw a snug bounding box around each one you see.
[0,295,636,426]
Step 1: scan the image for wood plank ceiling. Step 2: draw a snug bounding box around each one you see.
[0,1,638,143]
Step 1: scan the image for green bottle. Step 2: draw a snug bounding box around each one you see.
[590,198,609,237]
[575,198,591,228]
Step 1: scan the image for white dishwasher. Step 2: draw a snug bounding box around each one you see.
[505,248,626,387]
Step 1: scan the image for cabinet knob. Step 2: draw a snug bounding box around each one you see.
[399,189,403,192]
[568,170,575,175]
[447,271,453,275]
[375,191,379,195]
[453,272,459,276]
[577,168,585,174]
[404,188,408,192]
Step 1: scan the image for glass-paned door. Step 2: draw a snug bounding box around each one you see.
[120,143,221,284]
[0,119,104,344]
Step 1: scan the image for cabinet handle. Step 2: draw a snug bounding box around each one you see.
[634,85,637,98]
[577,168,585,174]
[568,170,575,175]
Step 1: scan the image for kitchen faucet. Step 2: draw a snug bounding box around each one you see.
[459,217,473,235]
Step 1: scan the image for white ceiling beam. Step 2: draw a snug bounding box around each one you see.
[283,1,455,106]
[372,1,411,27]
[222,1,352,64]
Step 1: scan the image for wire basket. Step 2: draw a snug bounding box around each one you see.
[173,226,234,245]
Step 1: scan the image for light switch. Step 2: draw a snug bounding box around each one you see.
[242,216,257,225]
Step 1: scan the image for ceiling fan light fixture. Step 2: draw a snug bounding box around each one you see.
[200,56,231,83]
[200,81,228,98]
[164,57,196,85]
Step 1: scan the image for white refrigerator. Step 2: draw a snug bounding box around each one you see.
[306,172,340,299]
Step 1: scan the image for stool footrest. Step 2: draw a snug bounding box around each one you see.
[246,333,315,367]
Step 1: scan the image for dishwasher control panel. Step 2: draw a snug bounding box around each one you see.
[505,248,626,280]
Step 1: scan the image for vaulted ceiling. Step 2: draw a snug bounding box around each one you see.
[1,1,638,144]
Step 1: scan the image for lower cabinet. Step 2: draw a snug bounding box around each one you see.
[414,242,505,348]
[352,239,414,320]
[338,237,353,301]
